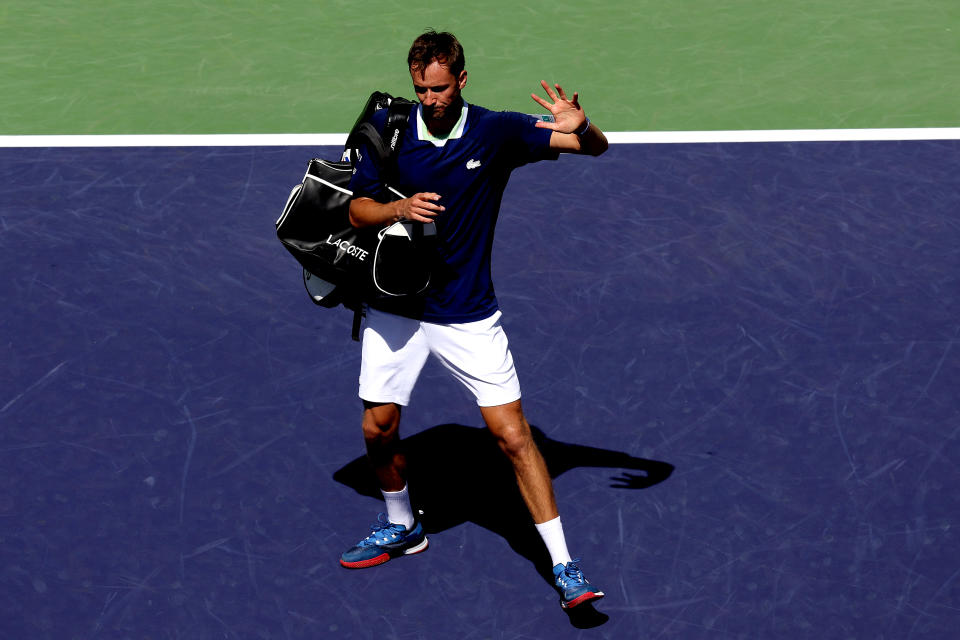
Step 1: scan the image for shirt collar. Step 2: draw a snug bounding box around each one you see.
[416,101,468,147]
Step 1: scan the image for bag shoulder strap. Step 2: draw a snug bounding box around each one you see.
[379,97,414,184]
[343,93,415,341]
[384,98,416,155]
[343,93,414,170]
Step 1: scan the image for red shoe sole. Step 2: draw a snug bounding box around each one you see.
[340,553,390,569]
[561,590,605,609]
[339,538,429,569]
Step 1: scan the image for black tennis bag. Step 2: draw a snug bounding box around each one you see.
[275,92,435,331]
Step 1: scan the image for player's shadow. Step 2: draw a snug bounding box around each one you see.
[333,423,673,626]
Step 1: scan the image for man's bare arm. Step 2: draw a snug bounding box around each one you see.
[349,193,445,228]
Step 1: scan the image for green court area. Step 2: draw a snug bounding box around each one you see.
[2,1,957,134]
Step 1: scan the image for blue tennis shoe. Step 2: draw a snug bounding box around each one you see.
[553,559,605,609]
[340,514,428,569]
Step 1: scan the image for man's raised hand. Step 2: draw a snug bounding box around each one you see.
[531,80,587,134]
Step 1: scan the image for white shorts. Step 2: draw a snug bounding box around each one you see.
[358,308,521,407]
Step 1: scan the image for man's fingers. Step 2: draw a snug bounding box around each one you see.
[533,81,580,112]
[530,92,551,110]
[416,193,444,210]
[407,193,444,220]
[540,79,558,101]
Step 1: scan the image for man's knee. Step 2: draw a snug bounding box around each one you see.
[362,401,401,444]
[481,401,536,460]
[491,419,536,461]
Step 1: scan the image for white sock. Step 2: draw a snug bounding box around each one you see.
[535,516,573,567]
[381,485,415,530]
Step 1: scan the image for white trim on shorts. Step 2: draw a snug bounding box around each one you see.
[358,308,521,407]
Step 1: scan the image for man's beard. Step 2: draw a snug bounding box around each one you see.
[423,96,462,125]
[423,104,447,121]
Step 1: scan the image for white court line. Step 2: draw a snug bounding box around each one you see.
[0,134,350,148]
[610,128,960,143]
[1,129,960,147]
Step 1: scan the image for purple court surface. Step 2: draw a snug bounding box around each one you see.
[2,142,958,638]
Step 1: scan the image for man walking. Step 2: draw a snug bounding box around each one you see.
[340,30,608,610]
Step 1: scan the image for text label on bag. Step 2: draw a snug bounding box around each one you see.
[326,235,370,261]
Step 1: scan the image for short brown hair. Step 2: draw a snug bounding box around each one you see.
[408,30,465,77]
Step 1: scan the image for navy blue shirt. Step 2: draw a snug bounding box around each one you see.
[349,101,557,323]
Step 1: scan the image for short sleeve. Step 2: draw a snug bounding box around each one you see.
[497,111,559,169]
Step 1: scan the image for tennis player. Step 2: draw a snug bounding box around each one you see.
[340,29,609,610]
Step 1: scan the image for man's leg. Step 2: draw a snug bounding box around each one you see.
[362,401,406,493]
[341,309,429,569]
[340,401,427,568]
[479,399,557,524]
[422,312,603,606]
[362,400,415,529]
[356,308,430,527]
[480,399,604,608]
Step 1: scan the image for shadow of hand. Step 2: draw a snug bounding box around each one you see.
[607,458,674,489]
[609,472,658,489]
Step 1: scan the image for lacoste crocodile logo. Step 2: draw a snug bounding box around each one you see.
[466,159,482,170]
